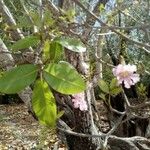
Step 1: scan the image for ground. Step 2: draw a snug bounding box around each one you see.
[0,101,109,150]
[0,104,65,150]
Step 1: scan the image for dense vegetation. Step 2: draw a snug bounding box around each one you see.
[0,0,150,149]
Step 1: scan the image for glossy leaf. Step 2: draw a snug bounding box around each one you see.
[11,35,40,51]
[32,80,57,127]
[55,37,86,52]
[98,80,109,94]
[43,62,86,94]
[0,64,38,94]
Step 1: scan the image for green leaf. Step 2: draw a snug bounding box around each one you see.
[43,10,55,26]
[11,35,40,51]
[57,110,64,119]
[109,78,122,96]
[110,78,118,90]
[43,62,86,94]
[49,41,63,61]
[55,37,86,52]
[42,40,63,62]
[98,80,109,94]
[0,64,38,94]
[110,87,122,96]
[32,80,57,127]
[99,4,105,12]
[42,40,50,61]
[17,15,32,28]
[64,9,75,22]
[29,11,41,27]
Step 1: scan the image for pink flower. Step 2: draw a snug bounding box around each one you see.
[112,64,140,89]
[72,92,88,111]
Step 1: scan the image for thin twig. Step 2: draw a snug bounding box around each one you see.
[73,0,150,54]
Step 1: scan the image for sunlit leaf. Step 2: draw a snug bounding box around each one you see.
[42,40,63,62]
[43,62,86,94]
[55,37,86,52]
[32,79,57,127]
[42,40,50,61]
[49,41,63,61]
[98,80,109,94]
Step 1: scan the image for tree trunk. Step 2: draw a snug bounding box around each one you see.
[55,49,102,149]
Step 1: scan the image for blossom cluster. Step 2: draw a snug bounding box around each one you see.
[113,64,140,88]
[72,92,87,111]
[71,63,140,111]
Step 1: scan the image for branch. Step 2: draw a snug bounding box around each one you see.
[82,0,109,40]
[103,114,125,148]
[73,0,150,54]
[57,119,150,149]
[57,119,105,138]
[122,89,150,110]
[0,0,24,40]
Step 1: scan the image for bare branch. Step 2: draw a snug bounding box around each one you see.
[0,0,24,39]
[73,0,150,54]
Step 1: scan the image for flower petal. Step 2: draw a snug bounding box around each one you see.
[72,92,87,111]
[113,64,140,88]
[79,100,88,111]
[131,74,140,83]
[124,80,131,88]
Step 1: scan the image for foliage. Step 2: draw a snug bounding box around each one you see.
[98,78,122,101]
[0,0,150,149]
[32,80,57,127]
[0,64,38,94]
[44,62,86,94]
[0,0,87,126]
[11,35,40,51]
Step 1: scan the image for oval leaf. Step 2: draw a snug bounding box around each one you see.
[110,87,122,96]
[55,37,86,52]
[98,80,109,94]
[110,78,122,96]
[32,80,57,127]
[0,64,38,94]
[42,40,50,61]
[42,40,63,62]
[43,63,86,94]
[110,78,118,90]
[11,35,40,51]
[49,41,63,61]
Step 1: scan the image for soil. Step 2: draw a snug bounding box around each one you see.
[0,101,109,150]
[0,104,65,150]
